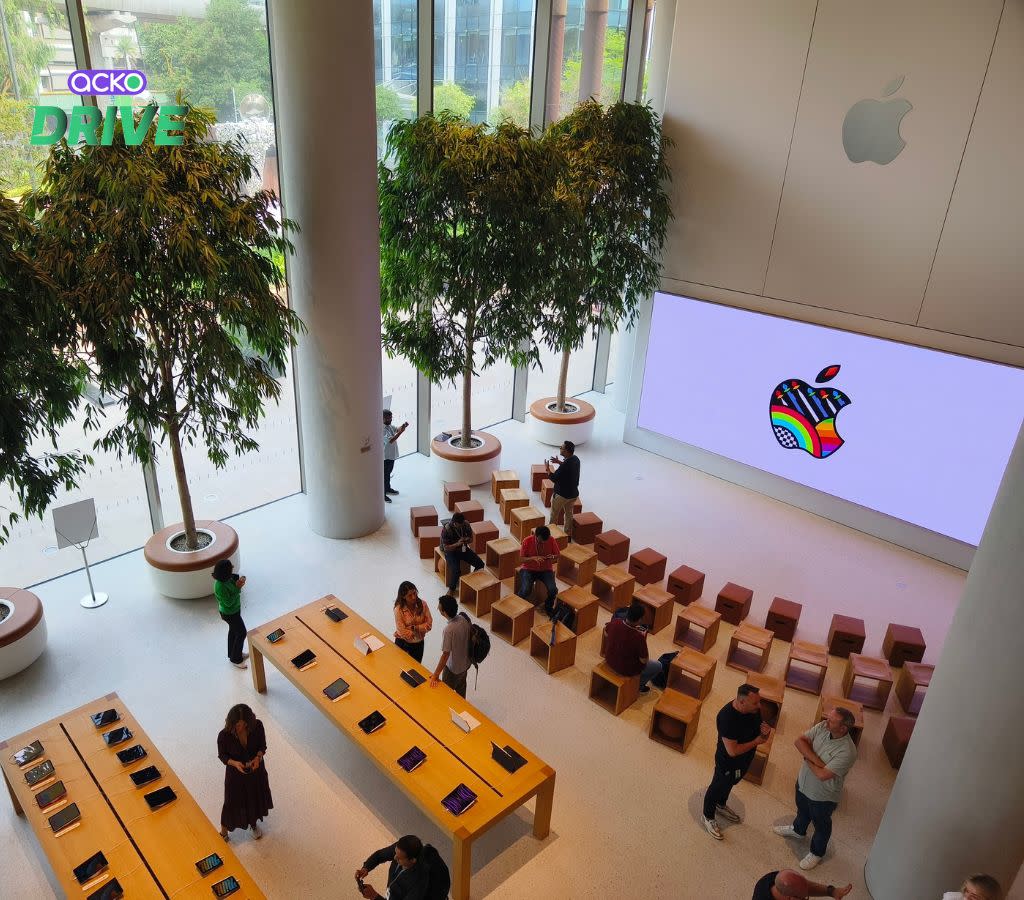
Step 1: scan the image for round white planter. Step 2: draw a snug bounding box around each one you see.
[144,520,241,600]
[527,397,596,446]
[430,430,502,486]
[0,588,48,680]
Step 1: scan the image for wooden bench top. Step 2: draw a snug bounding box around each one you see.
[529,396,596,424]
[432,430,502,462]
[143,519,238,572]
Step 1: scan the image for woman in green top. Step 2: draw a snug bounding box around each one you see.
[213,559,248,669]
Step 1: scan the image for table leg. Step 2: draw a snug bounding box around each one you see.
[452,832,472,900]
[533,768,556,839]
[4,767,23,816]
[250,645,267,693]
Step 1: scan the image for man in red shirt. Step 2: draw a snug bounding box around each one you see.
[516,525,561,617]
[604,601,662,694]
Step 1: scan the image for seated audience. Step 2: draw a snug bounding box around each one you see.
[603,601,662,694]
[516,525,560,617]
[440,512,484,596]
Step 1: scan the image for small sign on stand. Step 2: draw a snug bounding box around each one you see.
[53,499,108,609]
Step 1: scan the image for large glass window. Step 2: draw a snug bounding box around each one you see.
[553,0,629,121]
[375,0,416,159]
[431,354,516,435]
[528,330,598,404]
[382,352,419,457]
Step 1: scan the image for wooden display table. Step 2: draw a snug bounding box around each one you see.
[667,565,705,606]
[726,621,774,673]
[529,622,577,675]
[828,614,866,658]
[454,499,485,524]
[764,596,802,642]
[649,692,702,754]
[510,505,545,542]
[443,482,471,511]
[882,715,915,769]
[667,647,717,700]
[592,565,635,611]
[1,694,263,900]
[588,662,640,716]
[459,571,500,617]
[715,582,753,625]
[556,544,597,587]
[248,598,555,900]
[491,469,519,502]
[895,661,934,716]
[594,530,630,566]
[410,505,438,536]
[882,623,926,667]
[673,606,721,654]
[490,595,535,645]
[499,488,530,524]
[633,584,674,635]
[556,585,599,635]
[628,548,667,586]
[435,547,471,585]
[485,537,520,580]
[785,640,829,695]
[530,464,548,492]
[470,520,499,554]
[815,695,865,746]
[571,512,603,545]
[841,654,894,711]
[418,525,442,560]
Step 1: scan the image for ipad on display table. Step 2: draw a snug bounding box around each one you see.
[73,850,109,885]
[130,765,161,788]
[87,878,123,900]
[400,669,426,688]
[24,758,55,786]
[212,875,241,897]
[116,744,147,765]
[102,726,133,747]
[325,606,347,622]
[48,802,81,833]
[323,677,350,701]
[290,649,316,670]
[90,708,120,728]
[12,739,44,767]
[441,783,477,816]
[195,852,224,876]
[357,711,386,734]
[143,785,176,811]
[35,780,67,809]
[397,746,427,773]
[266,627,285,643]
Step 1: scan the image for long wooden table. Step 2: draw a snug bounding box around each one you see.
[249,595,556,900]
[1,693,264,899]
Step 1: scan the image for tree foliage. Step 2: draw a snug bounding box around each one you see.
[25,98,304,550]
[434,81,475,119]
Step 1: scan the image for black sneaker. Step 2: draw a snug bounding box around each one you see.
[386,488,399,495]
[384,495,392,503]
[639,684,651,694]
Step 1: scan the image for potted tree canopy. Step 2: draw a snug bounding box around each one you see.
[529,100,672,446]
[379,113,548,484]
[25,100,304,599]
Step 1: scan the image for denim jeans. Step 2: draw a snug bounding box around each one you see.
[444,547,483,592]
[516,569,558,614]
[792,784,837,857]
[639,658,662,689]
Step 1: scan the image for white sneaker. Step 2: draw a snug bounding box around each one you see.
[232,660,248,670]
[773,825,801,838]
[716,803,741,823]
[241,651,249,660]
[250,823,263,840]
[799,852,822,870]
[702,817,723,840]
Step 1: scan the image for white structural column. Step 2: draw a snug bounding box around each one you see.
[546,0,567,124]
[578,0,609,102]
[267,0,384,538]
[865,424,1024,897]
[610,318,637,411]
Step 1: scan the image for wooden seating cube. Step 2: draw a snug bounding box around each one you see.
[883,623,927,667]
[434,546,470,584]
[726,620,774,673]
[785,640,828,695]
[510,505,545,542]
[591,565,635,611]
[649,691,702,754]
[629,548,667,586]
[443,481,471,511]
[745,671,785,728]
[470,519,499,554]
[557,585,599,635]
[491,469,519,502]
[490,594,534,645]
[499,488,530,524]
[882,715,916,769]
[418,525,442,560]
[828,614,866,658]
[633,585,674,635]
[453,499,484,524]
[548,524,568,550]
[667,647,717,700]
[516,567,553,608]
[540,478,554,508]
[530,464,548,492]
[557,544,597,587]
[715,582,753,625]
[529,621,577,675]
[589,662,640,716]
[815,695,865,746]
[485,537,521,581]
[410,505,438,537]
[895,662,934,716]
[842,654,894,711]
[765,596,802,642]
[667,565,705,606]
[595,530,630,566]
[458,570,500,617]
[744,729,774,785]
[673,606,721,653]
[571,511,603,545]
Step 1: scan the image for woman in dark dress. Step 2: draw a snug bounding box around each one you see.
[217,704,273,840]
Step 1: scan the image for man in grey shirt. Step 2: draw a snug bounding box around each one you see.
[773,707,858,871]
[429,594,471,698]
[383,409,408,503]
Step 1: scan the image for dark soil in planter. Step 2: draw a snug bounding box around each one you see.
[546,402,581,415]
[170,531,214,552]
[0,603,9,624]
[450,436,484,449]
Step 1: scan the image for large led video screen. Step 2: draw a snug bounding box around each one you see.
[637,293,1024,545]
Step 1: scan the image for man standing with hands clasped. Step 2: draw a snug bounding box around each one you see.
[383,409,408,503]
[546,440,580,541]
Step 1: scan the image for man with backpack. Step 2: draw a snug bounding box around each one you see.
[430,594,473,698]
[356,834,450,899]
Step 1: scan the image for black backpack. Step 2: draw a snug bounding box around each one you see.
[458,612,490,669]
[420,843,451,899]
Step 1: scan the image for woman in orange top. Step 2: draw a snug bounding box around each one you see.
[393,581,433,663]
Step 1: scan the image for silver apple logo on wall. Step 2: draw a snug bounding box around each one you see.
[842,76,912,165]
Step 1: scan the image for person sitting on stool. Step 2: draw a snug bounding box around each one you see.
[603,600,662,694]
[516,525,560,617]
[440,512,483,596]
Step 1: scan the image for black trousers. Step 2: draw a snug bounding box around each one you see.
[221,612,247,664]
[384,458,395,492]
[395,637,425,663]
[702,762,746,819]
[444,548,484,592]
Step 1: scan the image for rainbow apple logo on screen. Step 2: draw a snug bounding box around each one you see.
[770,365,851,459]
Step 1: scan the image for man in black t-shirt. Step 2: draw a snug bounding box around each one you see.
[701,683,771,840]
[751,869,852,899]
[546,440,580,541]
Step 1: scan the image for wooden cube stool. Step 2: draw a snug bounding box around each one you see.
[418,525,442,560]
[765,596,802,642]
[530,464,548,492]
[549,524,568,550]
[673,606,721,653]
[453,499,484,524]
[726,620,774,673]
[410,505,438,537]
[516,567,553,608]
[882,623,927,667]
[828,614,866,658]
[633,584,674,635]
[529,621,577,675]
[744,730,775,786]
[470,519,499,554]
[629,548,667,586]
[511,505,545,542]
[785,640,829,695]
[667,647,717,700]
[815,695,865,746]
[746,671,785,728]
[434,546,470,585]
[458,570,500,617]
[557,585,599,635]
[649,692,702,754]
[667,565,705,606]
[882,715,915,769]
[499,488,530,524]
[842,653,894,711]
[540,478,555,508]
[557,544,597,587]
[485,537,520,580]
[895,661,934,716]
[443,481,471,511]
[589,662,640,716]
[571,511,603,545]
[491,469,519,502]
[591,565,635,611]
[715,582,753,625]
[490,594,535,645]
[595,530,630,566]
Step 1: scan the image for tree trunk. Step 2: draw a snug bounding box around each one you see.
[556,345,571,413]
[461,312,475,449]
[167,422,199,551]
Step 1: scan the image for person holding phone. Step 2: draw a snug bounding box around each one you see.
[393,581,432,663]
[356,835,434,900]
[546,440,580,541]
[440,512,484,595]
[212,559,248,669]
[516,525,561,617]
[383,409,409,503]
[217,704,273,841]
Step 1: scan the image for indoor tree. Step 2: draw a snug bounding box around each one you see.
[25,99,304,551]
[537,99,672,412]
[379,113,550,448]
